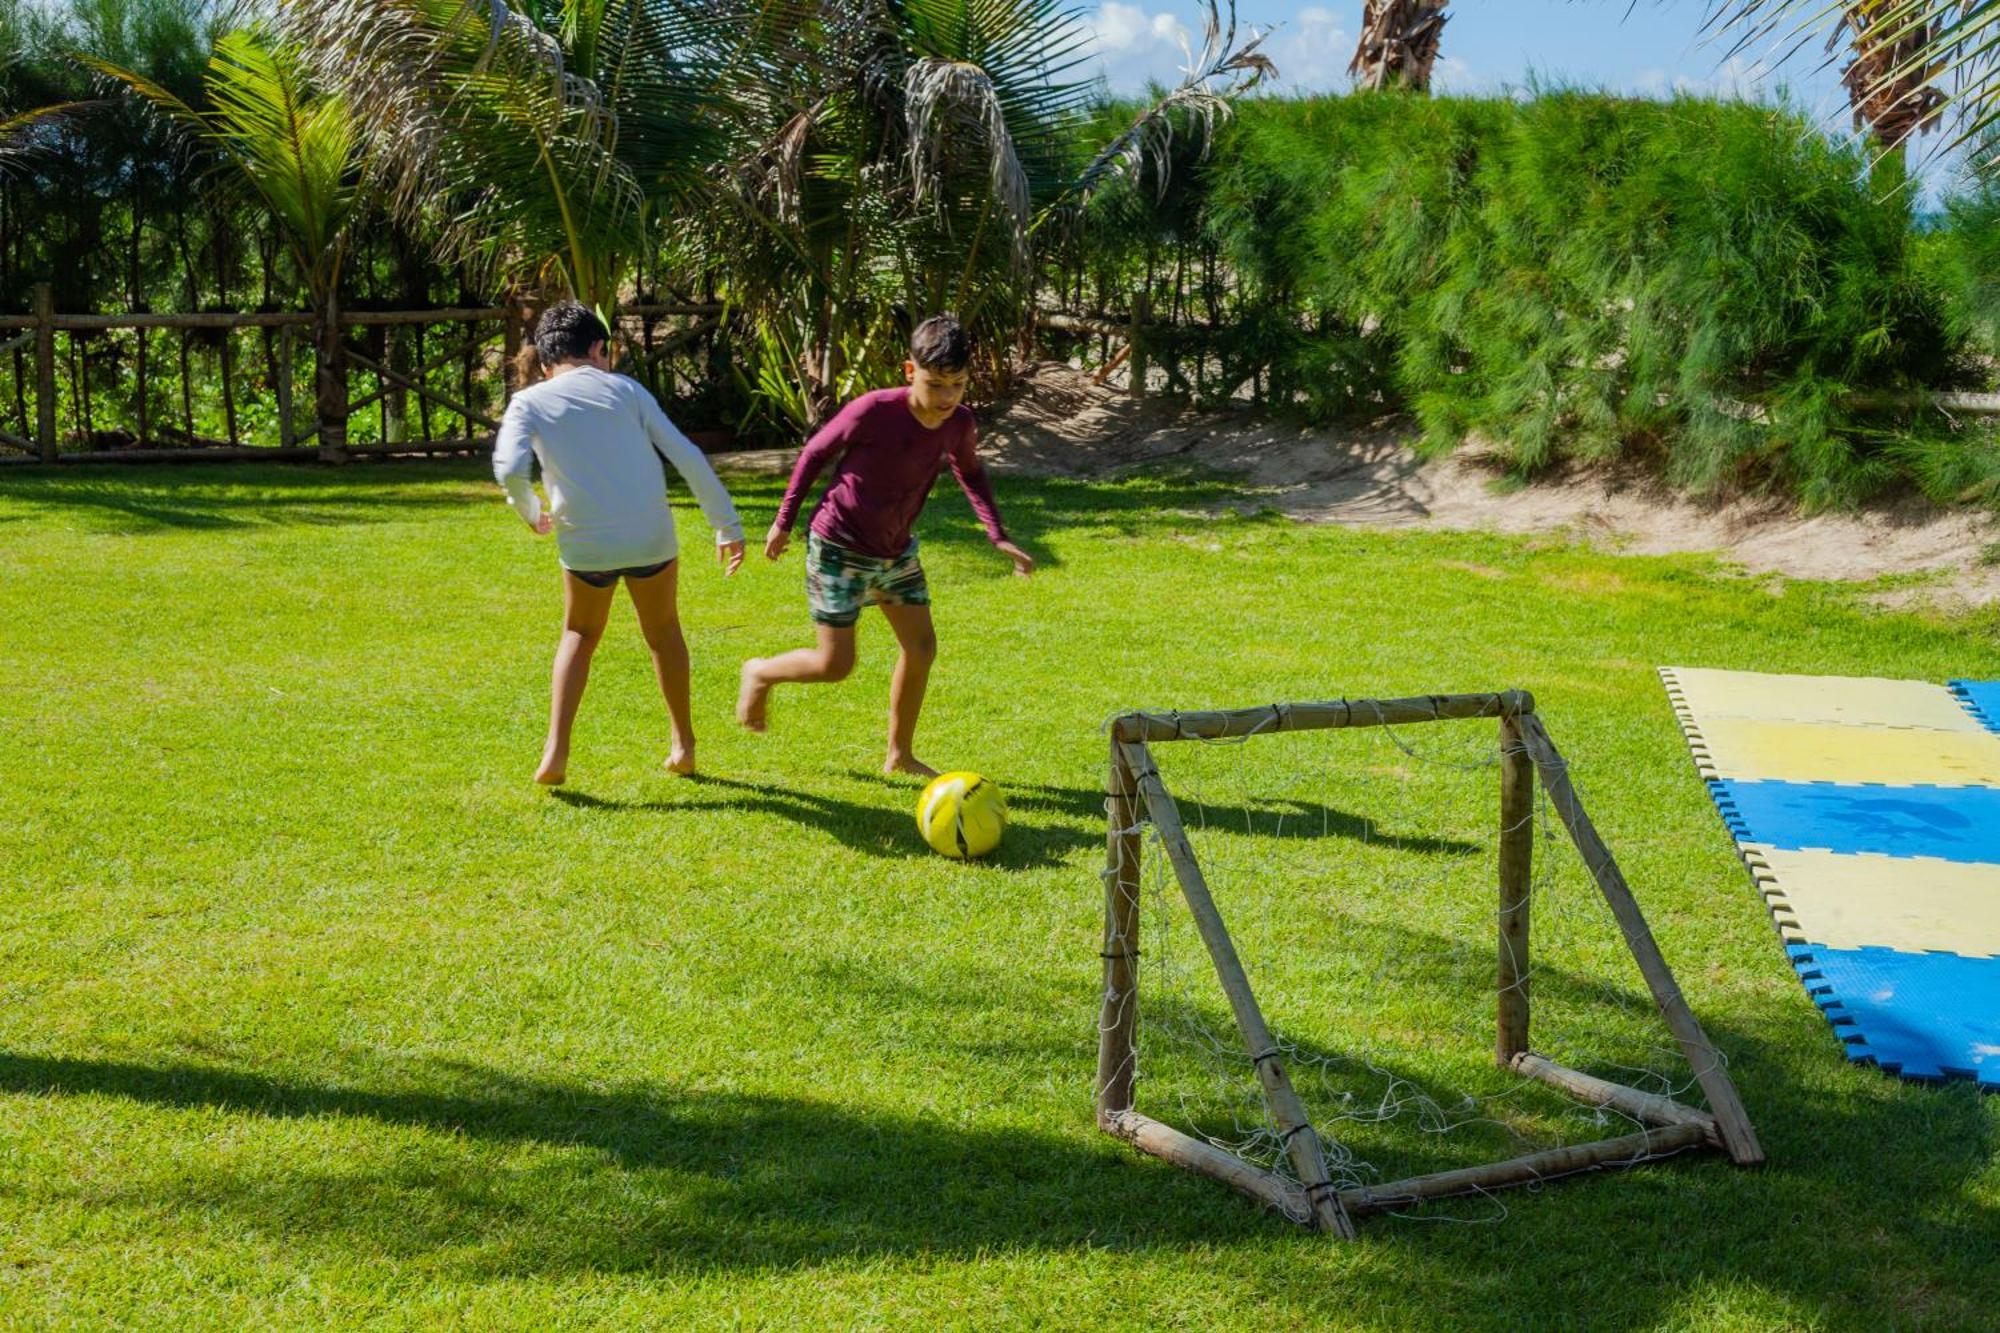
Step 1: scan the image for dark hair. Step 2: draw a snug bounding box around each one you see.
[532,300,610,366]
[910,314,971,373]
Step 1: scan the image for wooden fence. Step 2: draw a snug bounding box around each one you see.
[0,286,725,464]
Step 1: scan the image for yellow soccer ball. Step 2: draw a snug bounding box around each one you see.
[917,771,1007,860]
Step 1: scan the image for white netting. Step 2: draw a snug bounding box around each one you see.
[1099,707,1715,1224]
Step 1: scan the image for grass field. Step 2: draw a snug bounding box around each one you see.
[2,461,1997,1330]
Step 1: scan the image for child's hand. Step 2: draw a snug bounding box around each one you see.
[996,539,1034,578]
[764,521,791,561]
[533,512,553,536]
[719,538,746,576]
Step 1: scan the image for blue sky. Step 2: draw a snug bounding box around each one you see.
[1085,2,1840,105]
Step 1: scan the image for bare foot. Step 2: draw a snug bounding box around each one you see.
[737,659,770,732]
[534,755,567,785]
[884,753,939,779]
[664,746,696,776]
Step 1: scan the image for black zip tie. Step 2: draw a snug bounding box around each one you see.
[1099,949,1140,960]
[1251,1048,1282,1067]
[1305,1180,1338,1198]
[1281,1122,1316,1143]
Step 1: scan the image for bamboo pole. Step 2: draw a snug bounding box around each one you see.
[1118,739,1356,1239]
[1511,1053,1720,1140]
[1095,739,1144,1124]
[276,324,295,447]
[344,333,492,416]
[1129,290,1150,400]
[1514,713,1764,1167]
[345,348,497,431]
[1101,1110,1311,1219]
[1113,691,1535,744]
[1496,713,1534,1065]
[0,439,495,467]
[0,303,718,333]
[1091,341,1132,386]
[33,283,55,462]
[1339,1122,1710,1214]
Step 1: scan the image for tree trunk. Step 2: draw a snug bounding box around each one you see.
[316,288,348,462]
[1350,1,1449,92]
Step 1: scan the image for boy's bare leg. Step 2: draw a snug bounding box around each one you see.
[879,601,938,779]
[625,560,697,774]
[738,623,856,732]
[539,571,619,784]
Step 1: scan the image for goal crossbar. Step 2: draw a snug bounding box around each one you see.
[1094,690,1762,1239]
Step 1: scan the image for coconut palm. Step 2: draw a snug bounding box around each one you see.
[276,0,1269,428]
[714,0,1274,424]
[1349,0,1448,93]
[275,0,796,319]
[86,29,373,456]
[1705,2,1969,158]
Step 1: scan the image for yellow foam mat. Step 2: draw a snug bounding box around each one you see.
[1661,666,1984,733]
[1741,844,2000,959]
[1678,716,2000,786]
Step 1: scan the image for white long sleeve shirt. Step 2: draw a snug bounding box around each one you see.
[492,366,744,571]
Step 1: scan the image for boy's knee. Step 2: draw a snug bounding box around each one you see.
[905,630,938,664]
[643,621,684,654]
[564,621,606,648]
[820,644,857,682]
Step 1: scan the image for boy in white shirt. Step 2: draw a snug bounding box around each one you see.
[494,301,746,783]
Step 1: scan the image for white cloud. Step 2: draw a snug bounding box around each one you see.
[1089,2,1196,93]
[1262,7,1350,94]
[1633,56,1775,102]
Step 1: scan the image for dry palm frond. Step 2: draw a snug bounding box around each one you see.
[1067,0,1274,208]
[904,56,1033,265]
[1349,1,1450,93]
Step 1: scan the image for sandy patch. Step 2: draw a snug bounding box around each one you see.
[721,363,2000,611]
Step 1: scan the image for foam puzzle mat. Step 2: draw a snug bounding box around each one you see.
[1662,667,2000,1088]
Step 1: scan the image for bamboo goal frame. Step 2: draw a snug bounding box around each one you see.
[1094,690,1763,1238]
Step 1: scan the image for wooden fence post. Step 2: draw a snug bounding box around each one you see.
[276,324,295,447]
[1128,289,1149,401]
[33,283,56,461]
[1497,712,1534,1065]
[503,300,524,401]
[315,290,348,462]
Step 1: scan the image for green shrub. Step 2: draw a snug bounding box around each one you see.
[1079,90,1984,509]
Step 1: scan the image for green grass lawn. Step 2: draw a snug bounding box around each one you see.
[2,462,1997,1330]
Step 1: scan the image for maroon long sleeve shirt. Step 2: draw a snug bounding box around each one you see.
[773,387,1009,559]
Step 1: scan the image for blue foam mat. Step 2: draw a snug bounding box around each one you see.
[1786,944,2000,1087]
[1711,779,2000,863]
[1949,679,2000,735]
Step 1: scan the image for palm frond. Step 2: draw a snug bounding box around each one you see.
[1062,0,1273,210]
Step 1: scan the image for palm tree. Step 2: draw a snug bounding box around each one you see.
[87,30,372,457]
[715,0,1275,424]
[1349,0,1448,93]
[277,0,1271,430]
[1706,2,1968,159]
[276,0,792,319]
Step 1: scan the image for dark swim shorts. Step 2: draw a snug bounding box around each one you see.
[566,558,675,589]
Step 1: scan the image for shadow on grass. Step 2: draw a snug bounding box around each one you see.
[550,775,1087,869]
[845,773,1483,858]
[0,463,483,533]
[0,1050,1273,1274]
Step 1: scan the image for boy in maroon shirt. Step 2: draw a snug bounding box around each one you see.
[738,315,1034,777]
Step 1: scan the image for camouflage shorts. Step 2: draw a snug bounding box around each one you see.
[806,531,929,627]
